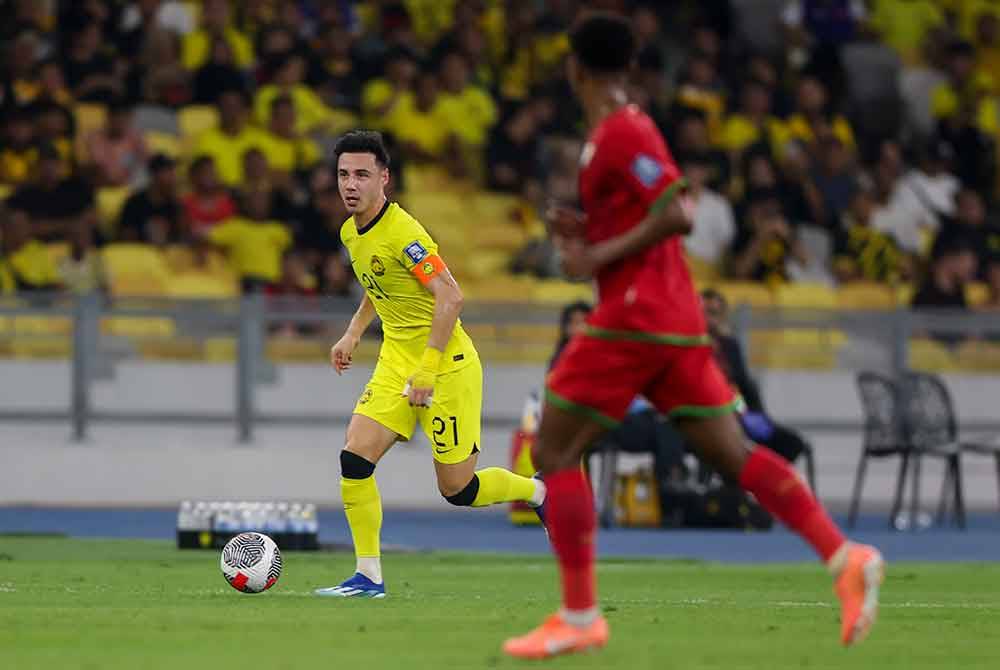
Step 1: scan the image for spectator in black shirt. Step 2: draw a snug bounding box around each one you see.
[935,188,1000,278]
[60,19,122,103]
[730,188,808,283]
[6,144,95,240]
[701,289,810,465]
[913,235,978,311]
[486,100,545,193]
[118,154,182,245]
[192,37,247,105]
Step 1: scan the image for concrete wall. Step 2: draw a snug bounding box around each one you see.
[2,361,999,510]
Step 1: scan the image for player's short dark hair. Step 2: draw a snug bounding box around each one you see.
[333,130,391,168]
[569,12,636,74]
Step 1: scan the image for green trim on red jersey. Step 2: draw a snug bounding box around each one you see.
[544,388,620,429]
[667,398,741,419]
[649,177,688,216]
[584,326,711,347]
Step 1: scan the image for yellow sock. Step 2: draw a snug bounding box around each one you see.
[471,467,538,507]
[341,476,381,558]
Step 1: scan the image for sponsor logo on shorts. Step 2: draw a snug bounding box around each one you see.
[359,388,373,405]
[370,255,385,276]
[404,241,428,264]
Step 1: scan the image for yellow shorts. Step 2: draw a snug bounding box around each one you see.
[352,354,483,464]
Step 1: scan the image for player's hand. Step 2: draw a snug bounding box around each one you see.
[556,236,597,280]
[546,205,587,238]
[330,333,360,375]
[403,348,442,407]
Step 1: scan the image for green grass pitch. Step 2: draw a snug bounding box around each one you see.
[1,537,998,669]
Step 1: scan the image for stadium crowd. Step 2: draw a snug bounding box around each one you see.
[2,0,1000,315]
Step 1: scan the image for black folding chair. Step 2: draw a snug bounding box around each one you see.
[849,371,963,529]
[903,372,1000,519]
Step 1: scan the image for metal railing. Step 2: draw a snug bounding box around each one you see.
[2,293,1000,442]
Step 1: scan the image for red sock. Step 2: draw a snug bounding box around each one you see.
[739,447,846,562]
[544,468,596,611]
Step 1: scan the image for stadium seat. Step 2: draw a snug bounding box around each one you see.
[46,242,71,266]
[894,283,915,307]
[836,282,896,310]
[102,316,177,338]
[532,279,594,305]
[168,272,238,299]
[12,316,72,336]
[776,283,837,309]
[178,105,219,140]
[462,249,513,281]
[462,275,539,303]
[73,103,106,139]
[144,130,182,158]
[96,187,133,234]
[266,338,328,363]
[714,282,774,308]
[9,336,71,359]
[0,184,11,200]
[956,341,1000,372]
[204,337,237,362]
[965,282,991,308]
[103,244,172,297]
[909,338,958,372]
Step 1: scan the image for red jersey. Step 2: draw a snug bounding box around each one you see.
[578,105,706,341]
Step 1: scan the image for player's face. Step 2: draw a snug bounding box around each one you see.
[337,152,388,215]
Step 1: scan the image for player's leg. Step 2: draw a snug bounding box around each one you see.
[656,346,884,645]
[423,360,544,509]
[315,372,417,599]
[504,337,649,659]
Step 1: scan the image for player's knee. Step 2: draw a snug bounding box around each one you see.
[341,450,376,479]
[443,474,479,506]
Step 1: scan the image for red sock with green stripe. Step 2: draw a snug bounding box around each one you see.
[739,446,845,562]
[544,467,597,614]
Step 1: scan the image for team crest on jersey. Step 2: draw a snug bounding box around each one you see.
[404,241,428,264]
[580,141,596,167]
[631,154,663,188]
[370,255,385,276]
[359,388,373,405]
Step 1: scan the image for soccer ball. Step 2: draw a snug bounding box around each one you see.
[220,532,282,593]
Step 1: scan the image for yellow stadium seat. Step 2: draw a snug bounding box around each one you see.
[894,283,915,307]
[776,283,837,309]
[463,275,539,303]
[46,242,71,266]
[500,323,560,344]
[102,244,171,280]
[473,224,528,252]
[12,316,72,335]
[137,338,203,361]
[461,249,513,281]
[102,317,176,338]
[685,253,722,282]
[163,245,196,273]
[204,337,237,362]
[532,279,594,305]
[145,130,182,157]
[713,282,774,308]
[836,282,896,310]
[73,103,106,138]
[266,338,328,363]
[108,275,169,297]
[168,272,238,299]
[956,341,1000,372]
[0,315,9,334]
[10,337,71,359]
[178,105,219,140]
[966,282,991,308]
[909,338,958,372]
[96,187,133,233]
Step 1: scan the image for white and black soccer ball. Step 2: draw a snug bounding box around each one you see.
[220,532,282,593]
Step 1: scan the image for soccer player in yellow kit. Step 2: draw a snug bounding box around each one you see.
[314,131,546,598]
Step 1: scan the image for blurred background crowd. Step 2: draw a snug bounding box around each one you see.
[2,0,1000,318]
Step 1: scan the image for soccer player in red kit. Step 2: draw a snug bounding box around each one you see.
[502,13,884,660]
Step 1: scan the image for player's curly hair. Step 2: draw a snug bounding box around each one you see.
[569,12,636,74]
[333,130,391,168]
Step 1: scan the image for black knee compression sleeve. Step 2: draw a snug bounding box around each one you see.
[341,451,376,479]
[444,474,480,506]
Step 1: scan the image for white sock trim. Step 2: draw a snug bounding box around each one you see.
[529,478,547,508]
[827,541,851,576]
[357,556,383,584]
[560,606,598,628]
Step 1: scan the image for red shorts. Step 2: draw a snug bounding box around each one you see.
[545,334,738,428]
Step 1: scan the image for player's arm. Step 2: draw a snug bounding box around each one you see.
[330,293,375,375]
[404,251,460,407]
[558,192,692,279]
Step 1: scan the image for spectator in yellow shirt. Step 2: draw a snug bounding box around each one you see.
[389,70,459,167]
[868,0,945,65]
[780,75,856,156]
[1,209,60,292]
[931,40,997,134]
[203,188,292,293]
[437,50,498,149]
[181,0,254,71]
[721,79,787,156]
[0,107,38,186]
[254,52,352,135]
[361,47,418,130]
[191,89,272,187]
[265,96,321,176]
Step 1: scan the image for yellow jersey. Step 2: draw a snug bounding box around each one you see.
[341,201,475,376]
[208,217,291,281]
